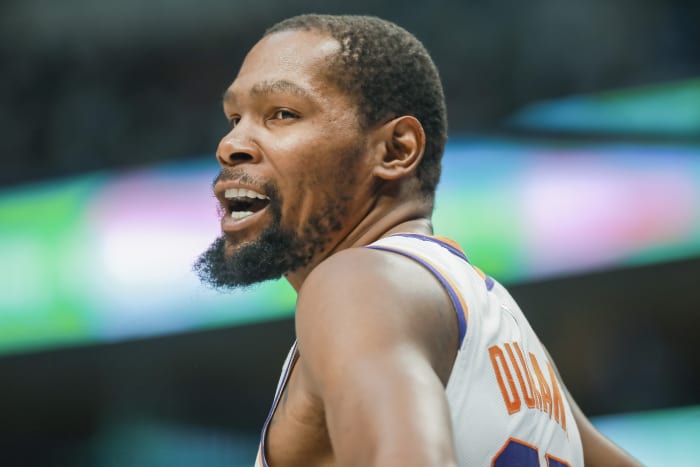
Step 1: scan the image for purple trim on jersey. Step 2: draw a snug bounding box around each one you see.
[366,245,467,346]
[391,234,496,292]
[390,233,469,263]
[259,341,298,467]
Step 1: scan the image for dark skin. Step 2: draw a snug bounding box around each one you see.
[215,29,641,467]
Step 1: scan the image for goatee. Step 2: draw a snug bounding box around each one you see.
[194,182,313,289]
[196,147,359,290]
[194,222,312,289]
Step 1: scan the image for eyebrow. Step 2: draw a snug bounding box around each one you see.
[222,79,313,105]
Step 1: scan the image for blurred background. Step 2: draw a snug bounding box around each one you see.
[1,0,699,465]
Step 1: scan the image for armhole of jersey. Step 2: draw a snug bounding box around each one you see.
[257,341,298,467]
[366,245,468,348]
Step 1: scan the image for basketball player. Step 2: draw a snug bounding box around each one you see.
[195,14,640,467]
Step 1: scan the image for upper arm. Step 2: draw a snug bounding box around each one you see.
[295,248,459,467]
[569,397,642,467]
[543,347,642,467]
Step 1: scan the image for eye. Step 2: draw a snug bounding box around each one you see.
[272,109,299,121]
[228,115,240,128]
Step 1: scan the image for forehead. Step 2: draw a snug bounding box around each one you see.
[228,30,343,99]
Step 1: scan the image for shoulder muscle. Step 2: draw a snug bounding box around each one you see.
[296,246,458,391]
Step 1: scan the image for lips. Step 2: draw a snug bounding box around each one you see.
[224,188,270,220]
[215,183,272,231]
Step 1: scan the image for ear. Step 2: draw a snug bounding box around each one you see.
[371,115,426,181]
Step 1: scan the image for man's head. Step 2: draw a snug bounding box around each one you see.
[196,14,447,289]
[266,14,447,197]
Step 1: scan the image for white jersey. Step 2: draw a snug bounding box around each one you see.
[368,234,584,467]
[257,234,584,467]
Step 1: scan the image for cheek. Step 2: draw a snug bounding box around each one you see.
[276,157,351,229]
[271,124,366,224]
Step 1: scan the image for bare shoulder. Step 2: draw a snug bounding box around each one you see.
[298,245,433,309]
[294,247,460,466]
[296,245,459,387]
[297,245,450,336]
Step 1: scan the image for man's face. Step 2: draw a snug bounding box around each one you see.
[195,30,373,288]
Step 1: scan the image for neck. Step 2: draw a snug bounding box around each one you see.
[284,198,433,291]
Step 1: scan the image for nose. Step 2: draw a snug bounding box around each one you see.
[216,124,261,167]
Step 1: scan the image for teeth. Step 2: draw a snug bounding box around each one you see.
[224,188,269,200]
[231,211,254,220]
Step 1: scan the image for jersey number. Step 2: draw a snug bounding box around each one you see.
[492,438,570,467]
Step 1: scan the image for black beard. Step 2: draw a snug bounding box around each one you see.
[195,145,360,290]
[194,180,352,290]
[193,225,311,289]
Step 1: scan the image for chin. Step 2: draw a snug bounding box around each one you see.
[222,233,254,254]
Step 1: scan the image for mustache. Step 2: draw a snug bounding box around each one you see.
[211,168,281,203]
[211,169,264,190]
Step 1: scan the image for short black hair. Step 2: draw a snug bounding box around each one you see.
[265,14,447,199]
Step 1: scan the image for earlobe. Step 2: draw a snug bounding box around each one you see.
[373,116,426,181]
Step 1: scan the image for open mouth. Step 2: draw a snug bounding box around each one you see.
[224,188,270,220]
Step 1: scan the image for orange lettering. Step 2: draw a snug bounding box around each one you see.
[489,345,521,414]
[547,362,567,431]
[530,353,552,418]
[506,343,536,409]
